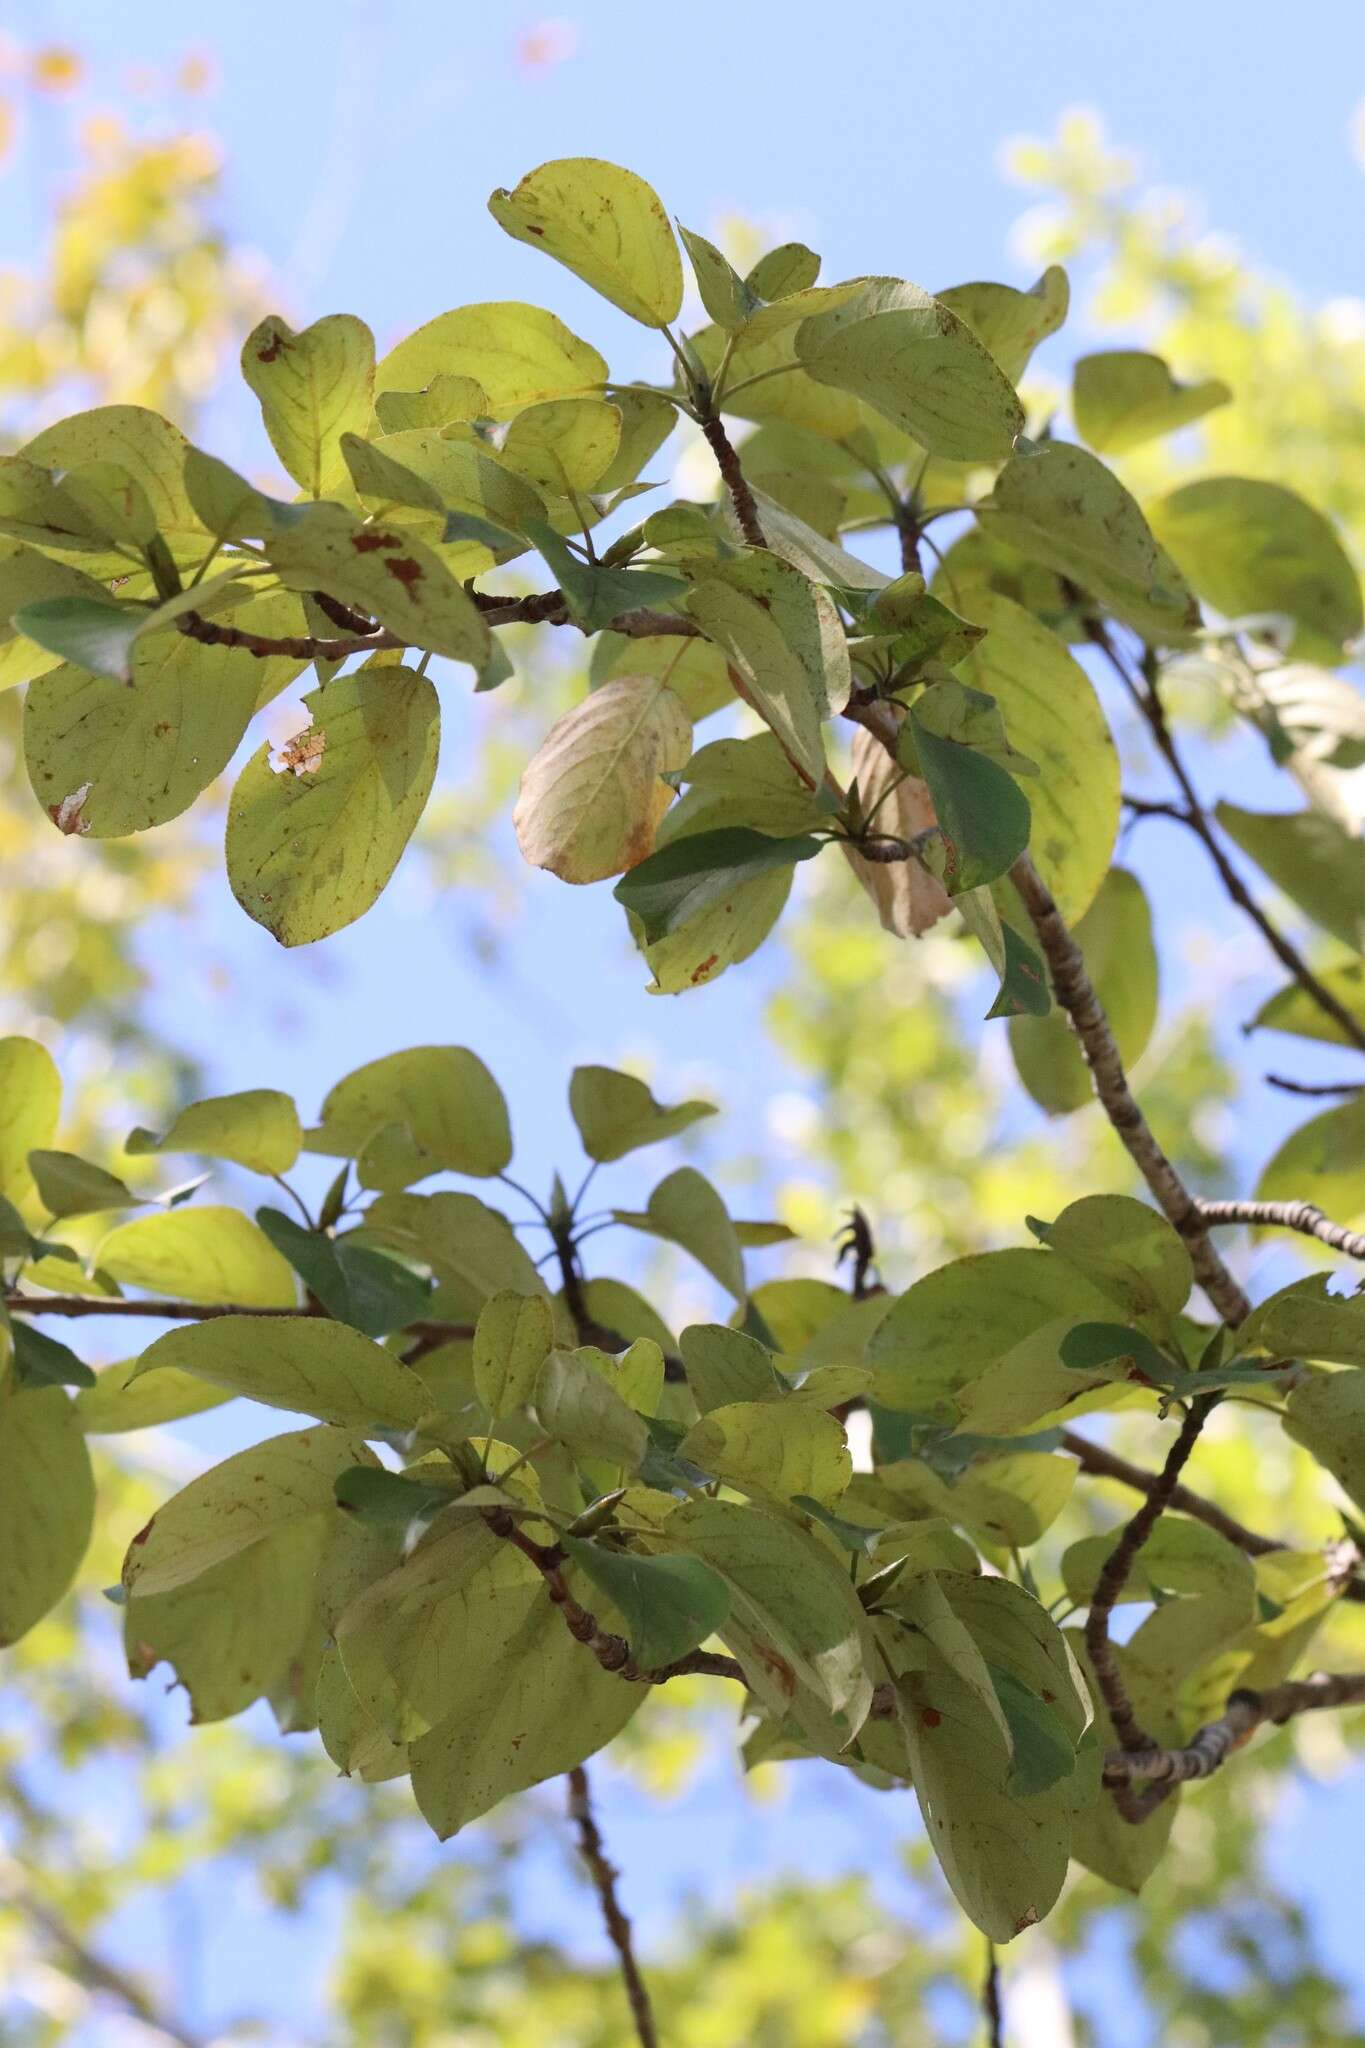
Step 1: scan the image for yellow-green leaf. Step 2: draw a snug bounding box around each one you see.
[127,1090,301,1177]
[96,1208,298,1307]
[680,1400,851,1508]
[1073,350,1230,454]
[0,1386,94,1646]
[489,157,683,328]
[514,675,691,884]
[0,1037,60,1205]
[130,1319,430,1433]
[307,1046,512,1187]
[240,314,375,498]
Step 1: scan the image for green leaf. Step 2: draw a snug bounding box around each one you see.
[1215,803,1365,952]
[307,1046,512,1187]
[127,1089,302,1176]
[227,665,440,947]
[562,1538,730,1669]
[20,405,206,562]
[990,1666,1078,1795]
[500,397,622,496]
[339,432,444,514]
[568,1065,715,1163]
[1285,1371,1365,1511]
[658,732,831,844]
[24,624,304,840]
[28,1148,137,1218]
[0,1386,95,1645]
[240,314,375,498]
[333,1464,458,1536]
[513,675,691,884]
[405,1543,641,1836]
[1034,1199,1190,1342]
[978,913,1052,1020]
[316,1644,409,1782]
[1254,1091,1365,1222]
[614,826,823,944]
[12,597,155,684]
[95,1207,299,1307]
[472,1290,555,1416]
[1058,1321,1175,1383]
[1073,350,1230,455]
[489,157,683,328]
[877,1450,1077,1548]
[254,1208,430,1338]
[890,1632,1071,1937]
[678,223,760,329]
[1010,869,1157,1113]
[1241,1277,1365,1366]
[615,1165,745,1299]
[636,861,795,994]
[679,1323,782,1411]
[978,442,1199,645]
[795,278,1024,461]
[373,373,488,434]
[10,1322,96,1391]
[361,1190,543,1316]
[746,243,821,298]
[894,1571,1012,1751]
[957,589,1119,924]
[264,506,489,666]
[869,1246,1116,1414]
[535,1347,648,1470]
[680,1400,851,1508]
[937,267,1070,383]
[75,1356,232,1435]
[686,551,845,784]
[909,685,1031,894]
[377,304,606,421]
[130,1317,431,1433]
[1149,477,1363,663]
[949,1316,1140,1437]
[666,1495,875,1739]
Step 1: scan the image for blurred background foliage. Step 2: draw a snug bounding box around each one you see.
[2,37,1365,2048]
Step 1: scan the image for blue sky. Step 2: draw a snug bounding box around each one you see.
[5,0,1365,2037]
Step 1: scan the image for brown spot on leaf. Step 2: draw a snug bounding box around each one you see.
[920,1706,942,1727]
[277,727,326,776]
[49,782,93,835]
[352,529,402,554]
[690,953,719,984]
[256,330,287,363]
[383,555,423,594]
[527,223,546,236]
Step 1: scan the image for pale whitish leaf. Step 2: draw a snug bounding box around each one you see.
[514,676,691,883]
[842,725,952,938]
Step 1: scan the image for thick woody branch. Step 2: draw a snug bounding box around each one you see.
[1196,1197,1365,1263]
[566,1765,659,2048]
[1102,1671,1365,1799]
[700,413,766,548]
[1010,852,1252,1327]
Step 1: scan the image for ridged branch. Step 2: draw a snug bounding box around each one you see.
[1196,1197,1365,1264]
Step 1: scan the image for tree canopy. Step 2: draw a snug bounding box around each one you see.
[3,72,1365,2048]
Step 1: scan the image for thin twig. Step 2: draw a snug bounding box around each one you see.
[1265,1073,1364,1099]
[1059,1430,1282,1558]
[1097,626,1365,1053]
[176,591,697,661]
[700,412,766,548]
[982,1941,1004,2048]
[566,1765,659,2048]
[1196,1197,1365,1264]
[1,1868,204,2048]
[1084,1396,1222,1752]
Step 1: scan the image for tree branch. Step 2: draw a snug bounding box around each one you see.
[1101,626,1365,1054]
[982,1941,1004,2048]
[700,413,766,548]
[0,1863,204,2048]
[1102,1671,1365,1797]
[1265,1072,1363,1099]
[1195,1197,1365,1264]
[1009,852,1252,1328]
[176,590,698,661]
[566,1764,659,2048]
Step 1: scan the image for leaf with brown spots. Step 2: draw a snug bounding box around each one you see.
[264,504,489,668]
[489,157,683,328]
[240,314,375,499]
